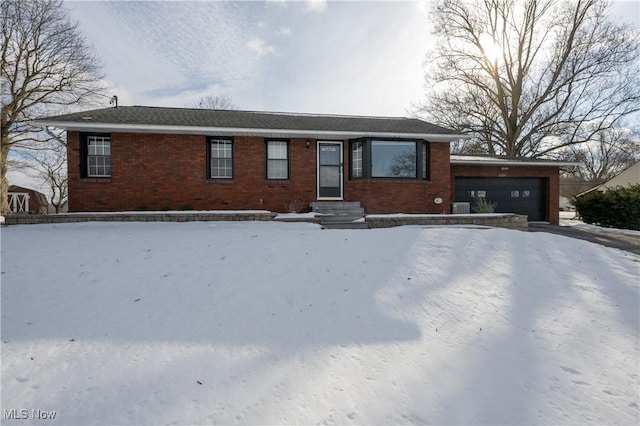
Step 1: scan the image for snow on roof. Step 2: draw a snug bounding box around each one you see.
[450,155,579,167]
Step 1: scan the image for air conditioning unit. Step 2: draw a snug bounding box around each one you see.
[451,202,471,214]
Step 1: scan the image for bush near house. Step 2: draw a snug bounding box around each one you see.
[574,185,640,231]
[472,198,497,213]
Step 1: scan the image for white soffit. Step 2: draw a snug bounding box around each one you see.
[32,120,470,143]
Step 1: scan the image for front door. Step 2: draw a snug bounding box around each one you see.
[317,141,343,199]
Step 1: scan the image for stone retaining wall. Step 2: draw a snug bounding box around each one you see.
[4,212,528,231]
[365,214,529,231]
[4,211,277,225]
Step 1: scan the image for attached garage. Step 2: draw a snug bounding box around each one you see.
[454,177,546,221]
[450,155,578,225]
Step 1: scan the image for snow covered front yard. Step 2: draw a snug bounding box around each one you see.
[2,221,639,425]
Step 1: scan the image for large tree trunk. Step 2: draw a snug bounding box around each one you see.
[1,140,11,216]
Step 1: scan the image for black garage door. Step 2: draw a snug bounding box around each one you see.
[455,177,545,221]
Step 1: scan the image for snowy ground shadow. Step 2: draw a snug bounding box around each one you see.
[390,228,639,424]
[1,221,422,350]
[2,223,638,425]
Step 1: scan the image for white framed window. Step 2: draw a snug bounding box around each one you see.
[266,140,289,179]
[351,141,363,178]
[210,138,233,179]
[87,135,111,177]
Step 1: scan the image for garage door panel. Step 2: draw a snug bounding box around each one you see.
[455,177,544,221]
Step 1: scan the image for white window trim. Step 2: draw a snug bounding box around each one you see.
[266,140,289,180]
[87,135,111,177]
[210,138,233,179]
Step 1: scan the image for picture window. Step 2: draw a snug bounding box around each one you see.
[350,139,428,180]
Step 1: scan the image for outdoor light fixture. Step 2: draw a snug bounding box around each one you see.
[306,140,311,148]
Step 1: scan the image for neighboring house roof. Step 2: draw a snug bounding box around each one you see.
[577,161,640,196]
[597,161,640,190]
[450,154,580,167]
[33,106,468,142]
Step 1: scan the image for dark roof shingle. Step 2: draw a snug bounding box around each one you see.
[34,106,464,140]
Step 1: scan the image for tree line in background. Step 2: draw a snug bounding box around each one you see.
[193,95,237,111]
[2,0,639,214]
[418,0,640,198]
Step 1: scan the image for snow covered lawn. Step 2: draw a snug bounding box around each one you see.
[2,222,639,425]
[560,211,640,236]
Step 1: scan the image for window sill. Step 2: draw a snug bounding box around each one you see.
[350,178,430,182]
[81,177,111,183]
[265,179,291,184]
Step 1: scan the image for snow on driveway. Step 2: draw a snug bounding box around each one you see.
[1,222,638,425]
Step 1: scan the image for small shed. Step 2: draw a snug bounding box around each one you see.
[8,185,48,214]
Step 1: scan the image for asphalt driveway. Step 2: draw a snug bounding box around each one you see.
[529,223,640,255]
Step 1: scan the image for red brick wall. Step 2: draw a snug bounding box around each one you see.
[68,132,318,212]
[67,131,454,214]
[345,142,451,214]
[450,164,560,224]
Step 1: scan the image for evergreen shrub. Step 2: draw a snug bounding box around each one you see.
[574,185,640,231]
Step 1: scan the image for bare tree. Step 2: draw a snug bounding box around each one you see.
[1,0,105,215]
[193,95,237,110]
[418,0,640,158]
[21,141,68,213]
[558,125,639,181]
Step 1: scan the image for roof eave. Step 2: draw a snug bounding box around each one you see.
[32,120,470,142]
[450,159,581,167]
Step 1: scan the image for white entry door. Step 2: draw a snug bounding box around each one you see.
[317,141,343,200]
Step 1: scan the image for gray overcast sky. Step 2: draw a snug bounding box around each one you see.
[67,0,434,116]
[65,0,640,117]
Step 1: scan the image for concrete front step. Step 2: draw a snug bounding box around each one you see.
[311,201,367,229]
[315,209,365,216]
[320,215,365,223]
[310,202,364,215]
[311,201,362,211]
[322,221,368,230]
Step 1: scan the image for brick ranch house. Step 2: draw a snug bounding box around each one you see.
[34,106,573,224]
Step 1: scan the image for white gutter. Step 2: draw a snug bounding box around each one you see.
[32,120,470,142]
[450,157,580,167]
